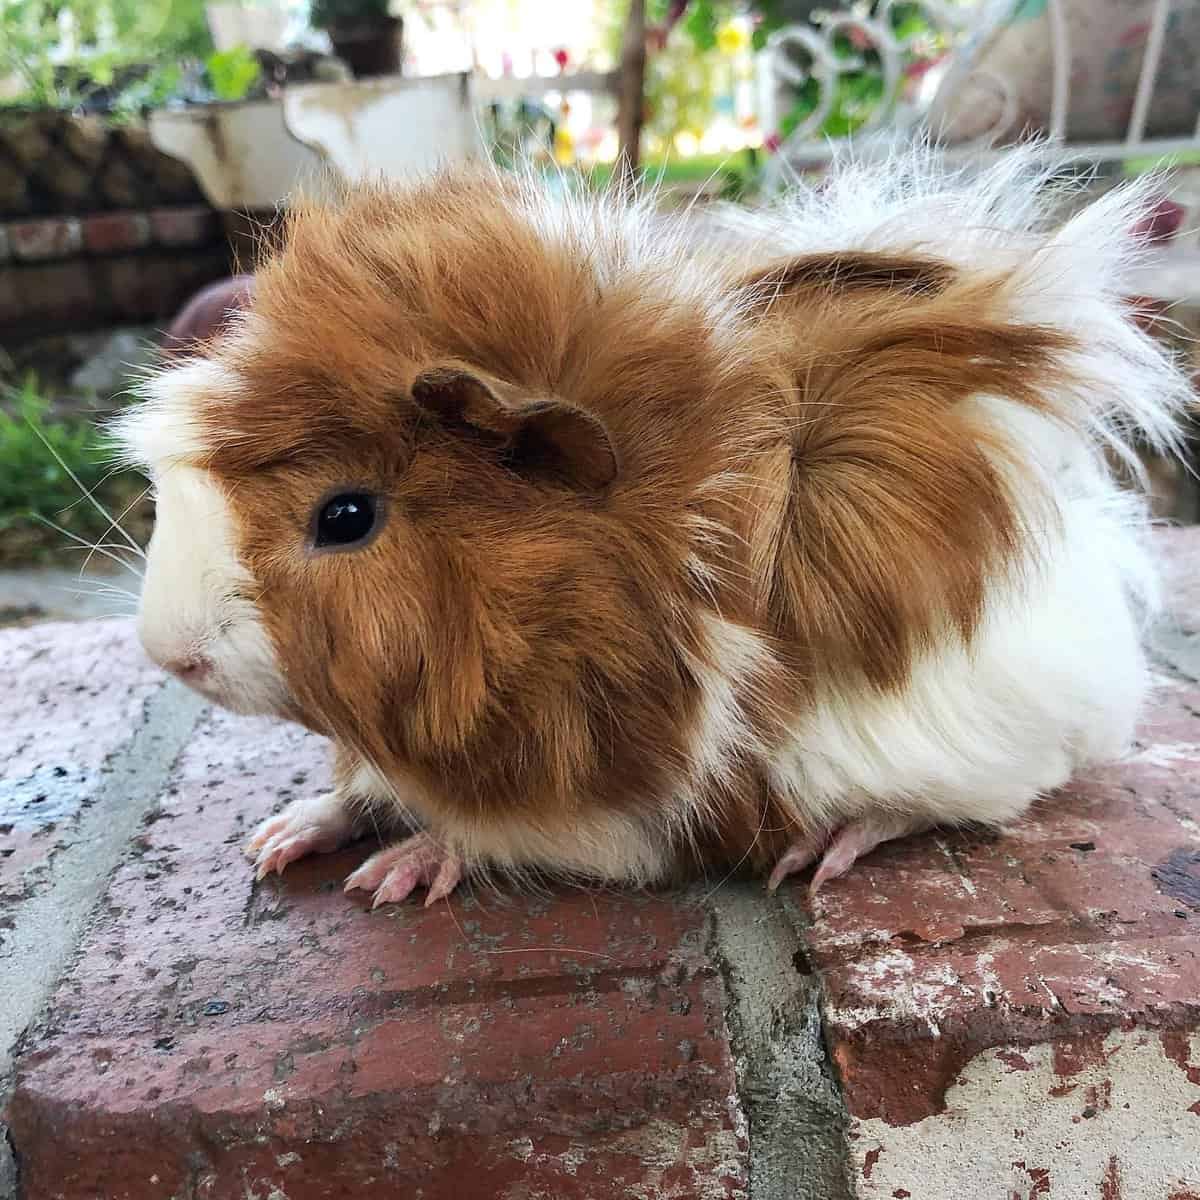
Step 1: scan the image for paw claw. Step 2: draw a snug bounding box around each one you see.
[245,814,288,857]
[246,795,355,880]
[345,833,462,908]
[424,857,463,907]
[766,835,824,892]
[370,866,421,908]
[770,813,931,895]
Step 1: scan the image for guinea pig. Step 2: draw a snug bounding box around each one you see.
[115,147,1192,907]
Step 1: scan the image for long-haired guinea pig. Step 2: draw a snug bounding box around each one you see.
[116,147,1192,907]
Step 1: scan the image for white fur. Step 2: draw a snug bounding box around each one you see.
[138,463,288,715]
[770,401,1153,833]
[112,358,239,470]
[122,146,1191,884]
[341,750,673,884]
[715,147,1190,842]
[703,145,1188,467]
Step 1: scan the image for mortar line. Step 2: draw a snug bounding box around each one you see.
[0,680,204,1195]
[704,882,855,1200]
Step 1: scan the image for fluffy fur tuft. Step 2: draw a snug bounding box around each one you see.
[120,145,1193,886]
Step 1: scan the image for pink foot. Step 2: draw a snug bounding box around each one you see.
[768,813,930,895]
[343,832,463,908]
[246,793,356,880]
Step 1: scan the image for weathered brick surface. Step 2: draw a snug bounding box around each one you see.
[97,250,232,324]
[4,531,1199,1198]
[7,709,748,1199]
[0,620,161,909]
[0,261,94,333]
[788,527,1200,1198]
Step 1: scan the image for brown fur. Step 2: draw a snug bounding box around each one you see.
[738,249,954,309]
[172,171,1077,877]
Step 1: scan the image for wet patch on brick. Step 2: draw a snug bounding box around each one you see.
[1152,848,1200,910]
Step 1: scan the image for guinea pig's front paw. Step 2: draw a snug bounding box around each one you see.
[246,793,357,879]
[343,832,462,909]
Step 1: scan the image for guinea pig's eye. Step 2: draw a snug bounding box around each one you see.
[313,492,378,549]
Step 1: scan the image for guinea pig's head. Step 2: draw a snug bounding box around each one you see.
[115,172,759,770]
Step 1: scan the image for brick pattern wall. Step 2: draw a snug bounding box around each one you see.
[0,206,245,341]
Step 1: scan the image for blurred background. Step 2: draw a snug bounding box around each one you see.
[0,0,1197,621]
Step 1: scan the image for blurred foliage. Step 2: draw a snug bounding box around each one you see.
[0,372,147,567]
[656,0,941,141]
[483,97,558,170]
[584,147,759,197]
[643,28,729,146]
[768,2,938,141]
[205,44,261,101]
[670,0,788,54]
[606,0,739,149]
[0,0,268,112]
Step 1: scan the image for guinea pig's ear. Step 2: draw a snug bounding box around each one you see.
[411,366,617,491]
[734,250,954,314]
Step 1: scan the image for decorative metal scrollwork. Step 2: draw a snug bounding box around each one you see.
[765,0,1021,158]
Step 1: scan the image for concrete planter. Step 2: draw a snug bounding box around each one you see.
[147,73,480,212]
[147,98,330,212]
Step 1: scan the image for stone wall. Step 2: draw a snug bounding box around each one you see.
[0,112,251,342]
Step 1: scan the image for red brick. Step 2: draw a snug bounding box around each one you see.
[0,620,161,906]
[148,205,218,248]
[99,249,232,323]
[81,210,152,255]
[0,249,230,339]
[0,260,95,337]
[7,707,748,1198]
[7,216,82,262]
[788,536,1200,1135]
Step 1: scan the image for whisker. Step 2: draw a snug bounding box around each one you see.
[81,484,151,576]
[697,797,771,906]
[58,464,123,511]
[27,421,146,559]
[31,515,146,579]
[60,543,145,581]
[59,585,140,605]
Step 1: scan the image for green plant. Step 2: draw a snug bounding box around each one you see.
[205,45,262,102]
[578,149,758,194]
[309,0,393,30]
[0,0,212,111]
[0,375,147,567]
[604,0,735,151]
[657,0,939,141]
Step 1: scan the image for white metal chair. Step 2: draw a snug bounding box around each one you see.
[761,0,1200,181]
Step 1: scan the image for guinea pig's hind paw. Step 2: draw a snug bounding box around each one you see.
[765,832,826,894]
[768,813,928,897]
[344,833,463,909]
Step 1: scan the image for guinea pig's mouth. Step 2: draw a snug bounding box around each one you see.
[139,628,289,717]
